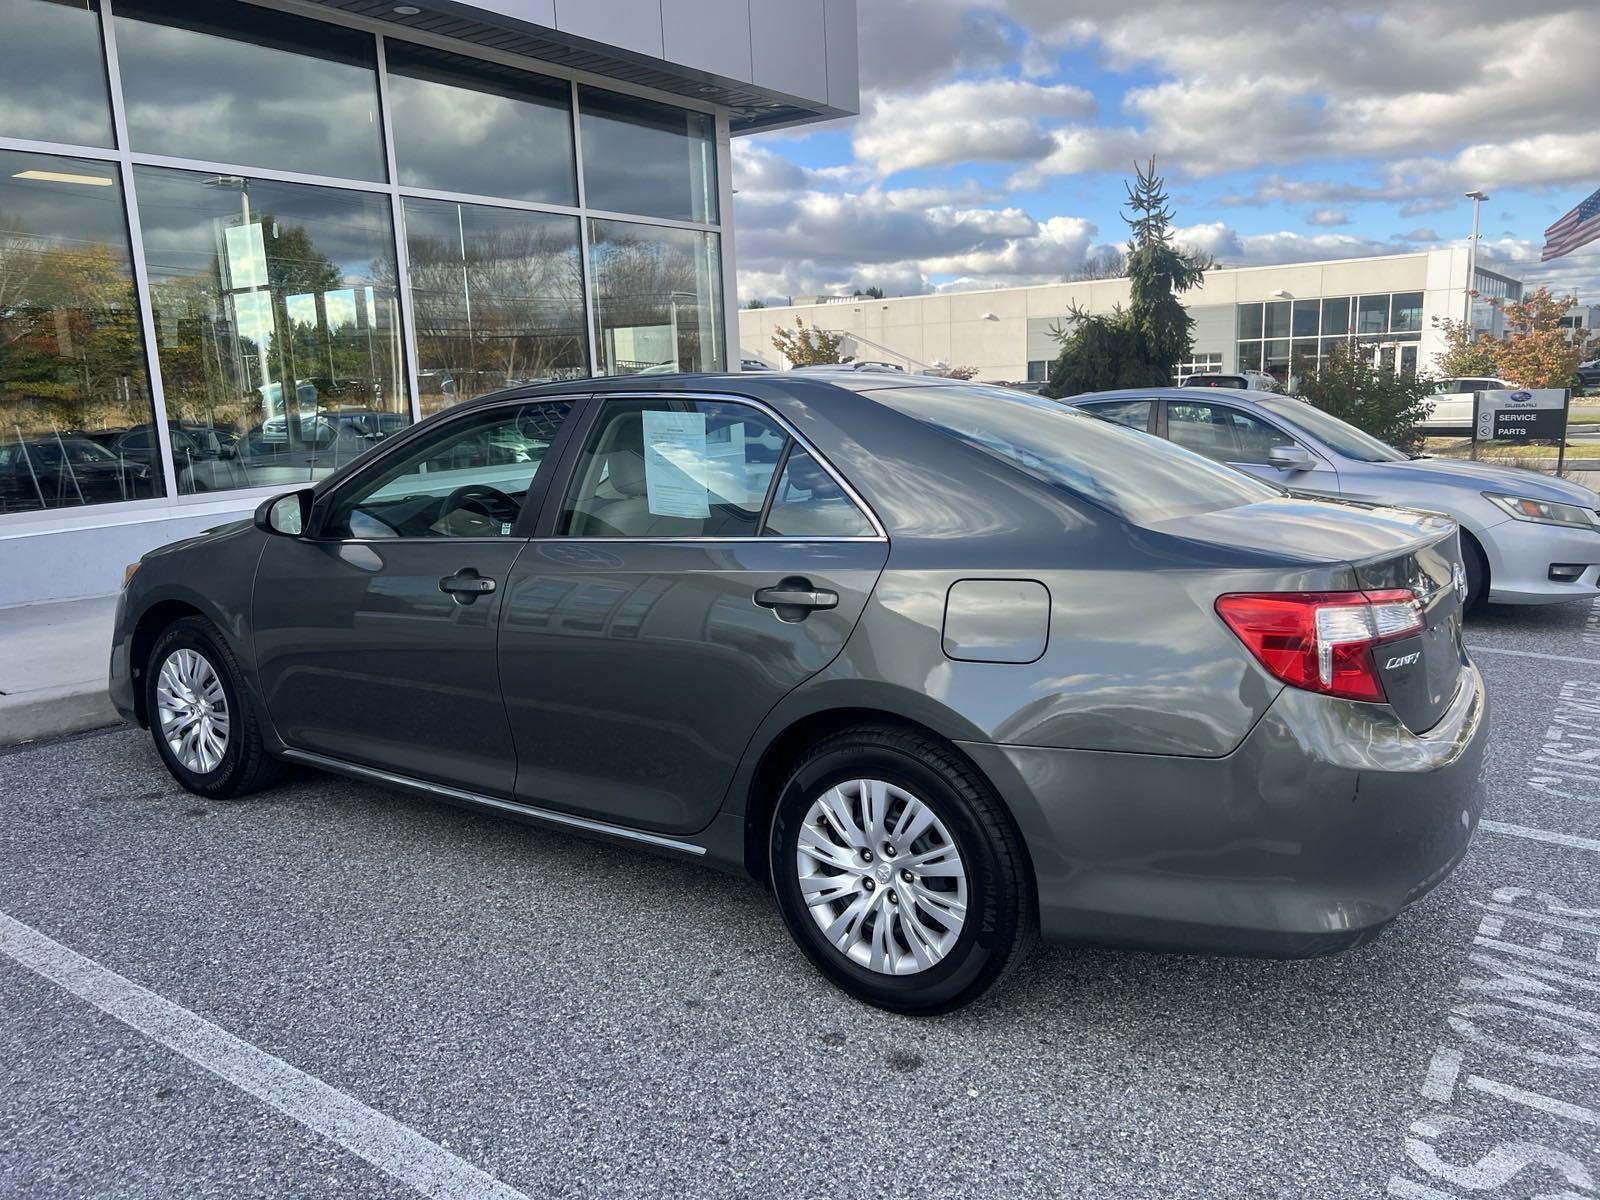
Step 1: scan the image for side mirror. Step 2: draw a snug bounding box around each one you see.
[1267,444,1315,472]
[254,488,314,537]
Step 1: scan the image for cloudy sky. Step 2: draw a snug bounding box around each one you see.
[733,0,1600,305]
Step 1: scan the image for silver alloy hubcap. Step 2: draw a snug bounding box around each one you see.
[155,648,229,774]
[795,778,968,975]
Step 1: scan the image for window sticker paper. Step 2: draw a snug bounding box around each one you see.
[642,409,710,518]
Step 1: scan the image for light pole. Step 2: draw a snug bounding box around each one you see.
[1464,190,1488,330]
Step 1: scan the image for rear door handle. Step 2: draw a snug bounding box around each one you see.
[440,570,496,602]
[754,583,838,611]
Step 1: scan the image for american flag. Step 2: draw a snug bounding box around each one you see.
[1542,186,1600,261]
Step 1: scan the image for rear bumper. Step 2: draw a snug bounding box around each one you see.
[961,661,1488,957]
[1484,518,1600,605]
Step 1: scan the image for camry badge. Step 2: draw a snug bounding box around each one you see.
[1453,563,1468,604]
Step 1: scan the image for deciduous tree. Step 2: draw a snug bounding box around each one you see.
[771,317,849,366]
[1430,316,1499,378]
[1494,287,1583,387]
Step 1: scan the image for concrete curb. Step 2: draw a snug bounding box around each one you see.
[0,685,124,749]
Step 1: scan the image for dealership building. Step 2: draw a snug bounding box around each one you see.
[0,0,858,604]
[740,247,1523,387]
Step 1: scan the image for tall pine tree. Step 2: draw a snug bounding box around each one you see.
[1043,160,1210,397]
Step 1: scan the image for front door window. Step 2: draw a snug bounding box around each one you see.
[324,400,571,538]
[1166,402,1296,465]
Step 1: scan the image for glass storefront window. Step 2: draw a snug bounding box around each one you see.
[385,42,576,206]
[1236,304,1263,340]
[1264,339,1290,386]
[1291,300,1319,338]
[113,0,386,182]
[1236,342,1263,371]
[1321,296,1350,336]
[1264,301,1291,340]
[588,220,723,375]
[1391,291,1424,333]
[0,0,114,148]
[578,87,718,223]
[402,198,586,414]
[1357,295,1389,335]
[134,166,407,493]
[0,150,159,512]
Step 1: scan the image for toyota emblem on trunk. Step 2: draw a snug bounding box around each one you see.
[1452,562,1468,603]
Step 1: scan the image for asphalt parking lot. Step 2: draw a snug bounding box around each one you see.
[3,605,1599,1199]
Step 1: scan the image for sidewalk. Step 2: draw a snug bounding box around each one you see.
[0,595,122,747]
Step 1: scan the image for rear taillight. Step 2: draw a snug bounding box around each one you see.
[1215,589,1423,702]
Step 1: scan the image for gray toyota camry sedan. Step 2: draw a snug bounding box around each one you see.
[111,374,1487,1013]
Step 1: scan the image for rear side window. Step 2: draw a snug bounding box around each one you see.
[868,384,1278,523]
[559,399,877,538]
[1080,399,1151,431]
[764,446,875,537]
[559,398,786,537]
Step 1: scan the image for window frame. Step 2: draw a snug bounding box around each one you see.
[1160,399,1299,467]
[305,392,587,542]
[534,392,885,543]
[1160,399,1326,469]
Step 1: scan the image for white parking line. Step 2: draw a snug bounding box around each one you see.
[1466,644,1600,667]
[1479,819,1600,853]
[0,912,531,1200]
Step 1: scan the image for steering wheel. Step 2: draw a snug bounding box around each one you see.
[440,484,520,529]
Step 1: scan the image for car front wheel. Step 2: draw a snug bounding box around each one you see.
[770,725,1036,1014]
[145,616,281,799]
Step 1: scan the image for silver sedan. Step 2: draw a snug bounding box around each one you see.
[1070,386,1600,608]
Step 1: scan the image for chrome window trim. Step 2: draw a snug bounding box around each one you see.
[279,749,706,855]
[556,390,889,542]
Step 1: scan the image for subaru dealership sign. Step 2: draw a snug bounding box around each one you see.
[1473,388,1569,441]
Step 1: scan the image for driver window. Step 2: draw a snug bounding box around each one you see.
[1167,402,1294,465]
[325,400,571,539]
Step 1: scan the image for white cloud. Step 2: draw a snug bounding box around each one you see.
[734,1,1600,300]
[853,79,1095,176]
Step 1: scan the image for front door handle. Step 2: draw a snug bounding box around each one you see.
[440,569,496,603]
[754,580,838,617]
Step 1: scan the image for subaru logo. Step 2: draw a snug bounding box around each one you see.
[1508,390,1535,405]
[1453,562,1468,603]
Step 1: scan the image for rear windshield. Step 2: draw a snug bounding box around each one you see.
[867,385,1279,522]
[1255,395,1408,463]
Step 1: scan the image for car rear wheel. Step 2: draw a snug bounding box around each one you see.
[145,616,281,799]
[770,725,1036,1014]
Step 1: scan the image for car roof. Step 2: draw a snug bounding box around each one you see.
[450,369,991,411]
[1069,386,1287,405]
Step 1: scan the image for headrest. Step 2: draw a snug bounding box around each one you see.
[603,449,647,496]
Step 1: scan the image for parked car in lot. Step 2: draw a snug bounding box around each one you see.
[1070,386,1600,608]
[0,435,153,510]
[112,374,1486,1012]
[1419,377,1518,435]
[1578,359,1600,389]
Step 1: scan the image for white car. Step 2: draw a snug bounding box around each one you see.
[1420,377,1517,434]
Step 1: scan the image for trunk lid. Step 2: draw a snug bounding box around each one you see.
[1157,496,1468,733]
[1348,519,1468,734]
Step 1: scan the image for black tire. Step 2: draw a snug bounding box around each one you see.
[145,615,282,799]
[770,725,1036,1015]
[1461,533,1489,612]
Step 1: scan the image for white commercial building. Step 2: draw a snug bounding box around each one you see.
[740,247,1522,387]
[0,0,858,604]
